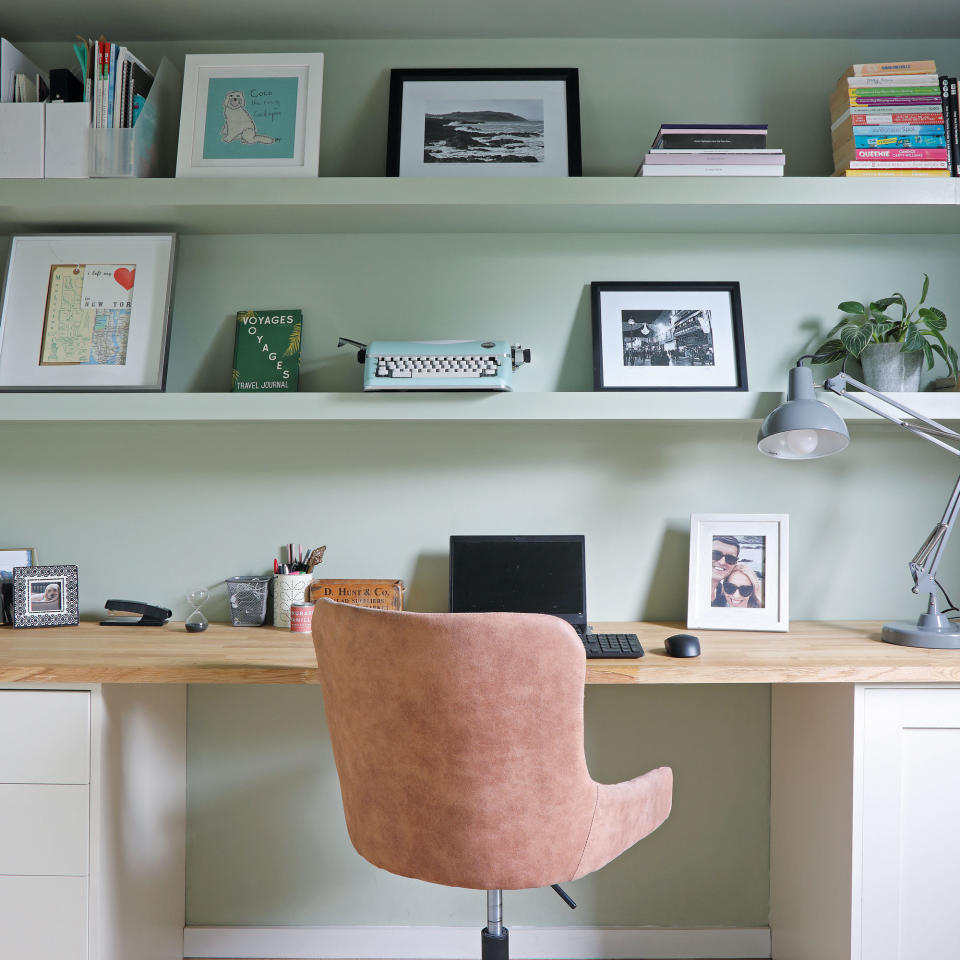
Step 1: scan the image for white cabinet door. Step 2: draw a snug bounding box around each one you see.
[859,687,960,960]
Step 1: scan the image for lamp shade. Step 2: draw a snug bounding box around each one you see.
[757,365,850,459]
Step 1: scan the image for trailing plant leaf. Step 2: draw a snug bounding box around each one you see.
[919,307,947,330]
[903,324,925,352]
[872,320,895,340]
[921,338,934,369]
[837,300,866,315]
[840,323,870,358]
[921,273,929,304]
[811,338,846,364]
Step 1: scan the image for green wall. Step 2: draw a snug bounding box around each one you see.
[5,34,960,932]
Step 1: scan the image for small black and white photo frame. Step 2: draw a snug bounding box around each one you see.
[687,514,788,632]
[12,564,79,628]
[386,67,581,177]
[591,282,748,391]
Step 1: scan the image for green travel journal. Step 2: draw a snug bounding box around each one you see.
[232,309,302,392]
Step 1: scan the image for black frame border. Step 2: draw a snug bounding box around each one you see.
[590,281,748,392]
[386,67,582,176]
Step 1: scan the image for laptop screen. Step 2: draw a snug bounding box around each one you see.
[448,535,586,626]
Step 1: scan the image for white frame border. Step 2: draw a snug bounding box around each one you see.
[176,53,324,178]
[687,513,789,632]
[0,234,176,391]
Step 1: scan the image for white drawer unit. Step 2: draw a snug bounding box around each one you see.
[0,875,88,960]
[0,690,90,783]
[0,783,89,875]
[0,683,186,960]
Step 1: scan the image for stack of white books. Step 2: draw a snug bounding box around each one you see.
[637,123,785,177]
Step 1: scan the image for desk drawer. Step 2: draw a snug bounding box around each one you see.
[0,690,90,783]
[0,784,89,875]
[0,875,87,960]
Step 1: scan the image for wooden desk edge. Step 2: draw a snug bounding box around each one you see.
[2,620,960,684]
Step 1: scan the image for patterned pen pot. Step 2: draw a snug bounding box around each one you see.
[272,573,314,628]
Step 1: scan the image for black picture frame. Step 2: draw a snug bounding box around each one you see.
[12,564,79,628]
[386,67,582,176]
[591,281,748,392]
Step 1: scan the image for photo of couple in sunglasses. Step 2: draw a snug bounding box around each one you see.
[710,534,764,609]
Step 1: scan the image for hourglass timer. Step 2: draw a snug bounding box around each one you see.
[185,589,209,633]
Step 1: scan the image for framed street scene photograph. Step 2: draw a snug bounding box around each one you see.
[386,68,581,176]
[591,281,748,391]
[687,514,789,632]
[12,564,79,628]
[1,547,37,625]
[176,53,324,177]
[0,234,175,391]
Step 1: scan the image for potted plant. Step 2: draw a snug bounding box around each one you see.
[812,274,958,391]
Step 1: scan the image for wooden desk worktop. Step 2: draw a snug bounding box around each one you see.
[2,619,960,685]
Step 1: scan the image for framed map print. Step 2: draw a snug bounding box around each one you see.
[176,53,324,177]
[0,234,176,390]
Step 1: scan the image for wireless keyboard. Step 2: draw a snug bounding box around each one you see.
[574,627,645,659]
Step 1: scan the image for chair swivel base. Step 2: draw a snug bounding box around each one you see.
[482,925,509,960]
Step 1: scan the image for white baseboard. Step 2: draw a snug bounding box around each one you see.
[183,924,771,959]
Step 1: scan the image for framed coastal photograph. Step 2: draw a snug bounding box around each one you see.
[0,234,175,391]
[386,67,581,177]
[591,281,748,391]
[1,547,37,625]
[12,564,79,628]
[687,514,789,632]
[176,53,324,177]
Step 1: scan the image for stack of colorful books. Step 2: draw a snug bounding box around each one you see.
[830,60,952,177]
[637,124,785,176]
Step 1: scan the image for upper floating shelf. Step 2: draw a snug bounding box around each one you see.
[1,177,958,236]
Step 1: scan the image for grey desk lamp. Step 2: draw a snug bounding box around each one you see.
[758,358,960,648]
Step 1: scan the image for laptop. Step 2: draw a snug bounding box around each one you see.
[448,535,643,658]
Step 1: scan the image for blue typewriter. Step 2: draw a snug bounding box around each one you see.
[338,338,532,392]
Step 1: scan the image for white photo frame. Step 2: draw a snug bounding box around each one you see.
[0,234,176,391]
[687,513,789,632]
[176,53,324,177]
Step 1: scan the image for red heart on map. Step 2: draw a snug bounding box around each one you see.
[114,267,136,290]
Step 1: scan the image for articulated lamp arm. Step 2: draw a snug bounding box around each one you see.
[822,371,960,608]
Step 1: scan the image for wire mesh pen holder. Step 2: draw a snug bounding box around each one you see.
[226,576,271,627]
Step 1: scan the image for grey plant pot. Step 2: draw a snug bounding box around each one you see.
[860,342,922,391]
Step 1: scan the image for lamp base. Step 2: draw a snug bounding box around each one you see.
[883,620,960,649]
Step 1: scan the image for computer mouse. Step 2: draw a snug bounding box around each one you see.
[664,633,701,658]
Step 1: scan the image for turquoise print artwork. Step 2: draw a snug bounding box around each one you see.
[202,76,300,160]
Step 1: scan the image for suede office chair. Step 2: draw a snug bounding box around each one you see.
[312,599,673,960]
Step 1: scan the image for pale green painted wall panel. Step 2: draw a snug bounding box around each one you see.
[186,683,769,926]
[21,38,960,176]
[164,233,960,394]
[2,414,958,926]
[5,30,960,933]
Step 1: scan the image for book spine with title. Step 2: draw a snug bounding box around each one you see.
[831,60,952,175]
[840,60,937,78]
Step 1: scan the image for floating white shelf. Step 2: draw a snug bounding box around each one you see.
[1,390,957,424]
[1,177,958,236]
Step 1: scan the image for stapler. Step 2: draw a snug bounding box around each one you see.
[100,599,172,626]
